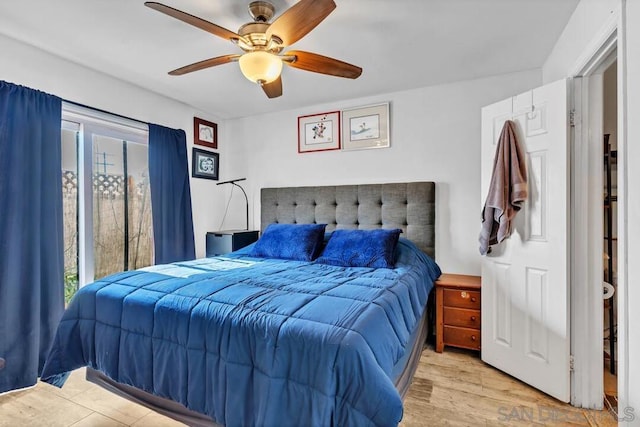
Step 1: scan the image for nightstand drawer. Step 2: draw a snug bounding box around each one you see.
[443,326,481,350]
[443,289,480,309]
[444,307,481,329]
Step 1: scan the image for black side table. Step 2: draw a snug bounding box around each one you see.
[206,230,259,256]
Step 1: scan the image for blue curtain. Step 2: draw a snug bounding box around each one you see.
[0,81,64,393]
[148,123,195,264]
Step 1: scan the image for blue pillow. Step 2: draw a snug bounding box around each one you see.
[250,223,327,261]
[317,228,402,269]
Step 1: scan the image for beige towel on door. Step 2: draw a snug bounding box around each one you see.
[479,120,528,255]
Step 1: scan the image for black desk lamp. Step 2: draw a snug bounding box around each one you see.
[216,178,249,230]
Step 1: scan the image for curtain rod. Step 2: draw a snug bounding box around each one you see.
[62,99,148,127]
[1,80,148,126]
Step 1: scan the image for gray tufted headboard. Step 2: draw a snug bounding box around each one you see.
[260,182,435,258]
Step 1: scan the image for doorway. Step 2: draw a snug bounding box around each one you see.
[601,60,618,417]
[569,21,626,412]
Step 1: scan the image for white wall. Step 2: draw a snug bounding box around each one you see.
[543,0,619,82]
[226,70,541,275]
[0,33,225,258]
[543,0,640,420]
[0,31,540,275]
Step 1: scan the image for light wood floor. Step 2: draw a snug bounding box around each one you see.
[0,345,616,426]
[401,346,617,426]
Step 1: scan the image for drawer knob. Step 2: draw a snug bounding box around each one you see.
[470,316,476,322]
[471,297,477,303]
[471,335,477,341]
[460,291,468,298]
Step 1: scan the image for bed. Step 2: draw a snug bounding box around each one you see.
[41,182,439,427]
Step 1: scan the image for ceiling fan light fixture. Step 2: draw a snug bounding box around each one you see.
[238,51,282,84]
[146,0,361,99]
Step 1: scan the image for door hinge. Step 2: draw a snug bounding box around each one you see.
[569,109,576,127]
[569,355,575,372]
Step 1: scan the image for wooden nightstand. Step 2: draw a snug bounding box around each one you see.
[206,230,259,256]
[435,273,481,353]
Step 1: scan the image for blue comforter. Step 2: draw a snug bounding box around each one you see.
[42,239,440,427]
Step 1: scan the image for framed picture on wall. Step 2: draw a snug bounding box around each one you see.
[341,103,390,150]
[297,111,341,153]
[192,147,219,180]
[194,117,218,149]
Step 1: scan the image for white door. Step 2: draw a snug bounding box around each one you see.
[480,79,570,402]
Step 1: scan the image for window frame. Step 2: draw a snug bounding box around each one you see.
[62,103,150,288]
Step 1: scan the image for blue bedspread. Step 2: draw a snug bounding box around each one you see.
[42,239,440,427]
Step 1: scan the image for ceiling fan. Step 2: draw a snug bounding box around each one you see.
[144,0,362,99]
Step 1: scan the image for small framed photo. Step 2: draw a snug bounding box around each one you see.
[297,111,341,153]
[342,103,390,150]
[192,147,219,180]
[194,117,218,149]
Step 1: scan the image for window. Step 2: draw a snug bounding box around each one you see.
[61,105,152,302]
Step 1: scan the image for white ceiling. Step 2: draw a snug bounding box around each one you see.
[0,0,579,119]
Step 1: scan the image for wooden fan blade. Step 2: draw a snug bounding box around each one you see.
[266,0,336,47]
[261,76,283,98]
[168,54,240,76]
[145,2,245,43]
[284,51,362,79]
